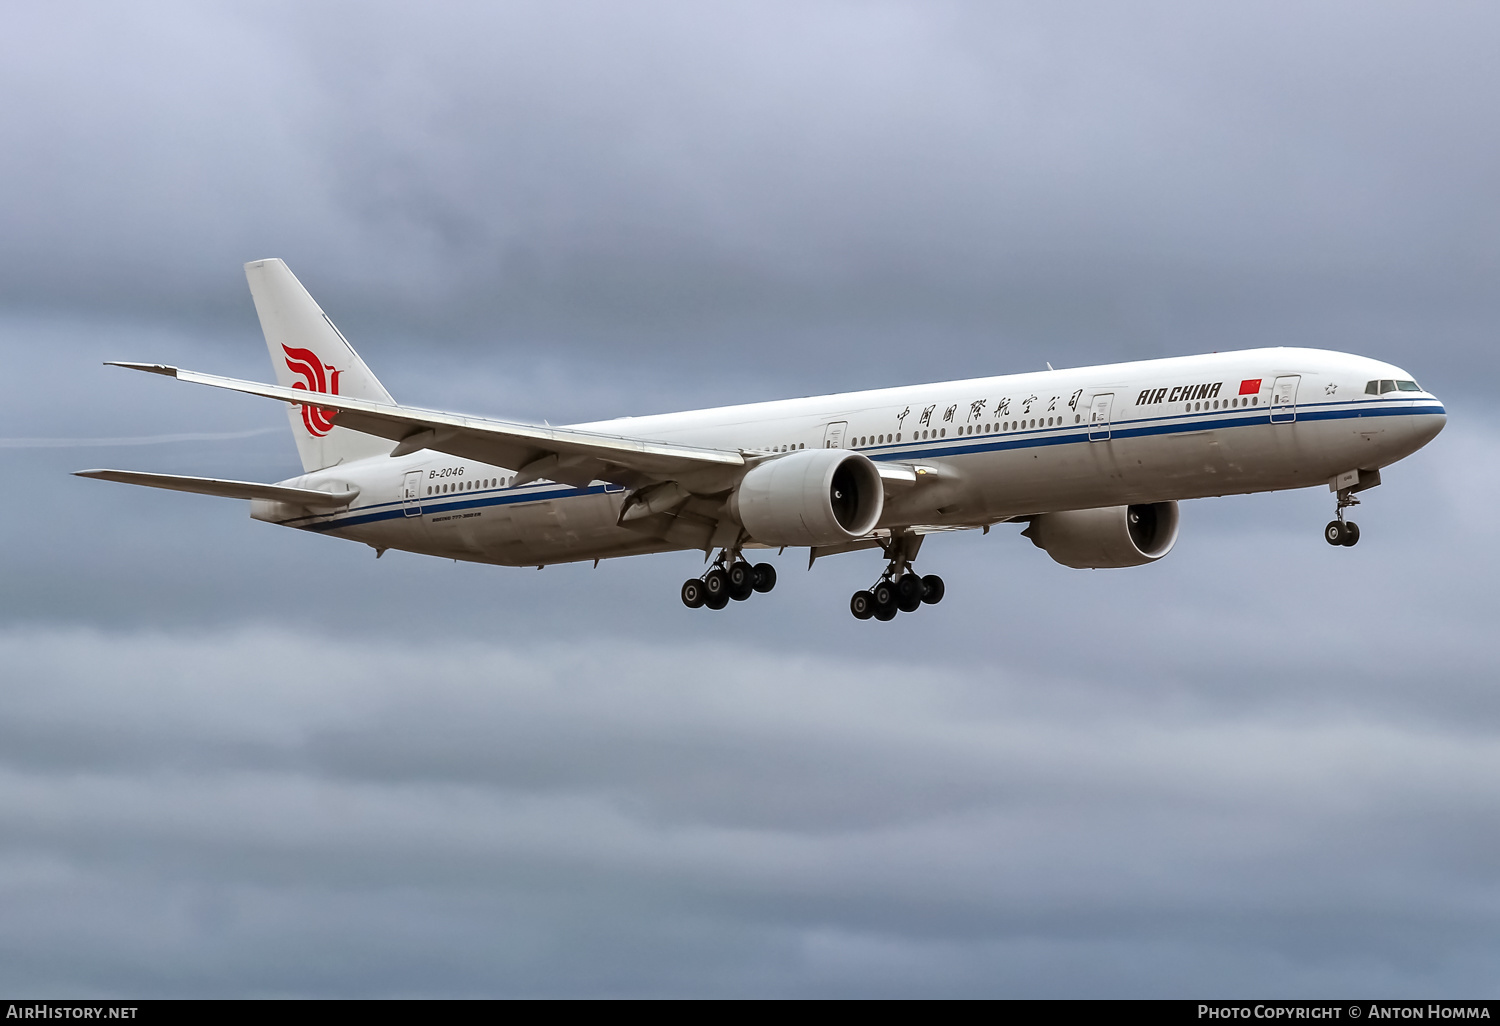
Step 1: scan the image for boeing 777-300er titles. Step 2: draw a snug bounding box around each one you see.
[78,259,1446,620]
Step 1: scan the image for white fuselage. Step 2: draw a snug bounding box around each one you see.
[254,347,1445,567]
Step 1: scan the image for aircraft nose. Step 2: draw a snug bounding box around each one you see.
[1415,404,1446,445]
[1397,379,1445,451]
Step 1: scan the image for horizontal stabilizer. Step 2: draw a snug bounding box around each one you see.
[74,469,358,509]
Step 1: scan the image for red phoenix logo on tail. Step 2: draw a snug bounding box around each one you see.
[282,345,342,437]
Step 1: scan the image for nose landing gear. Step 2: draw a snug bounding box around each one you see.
[681,550,777,610]
[850,533,943,621]
[1325,469,1380,547]
[1325,488,1362,547]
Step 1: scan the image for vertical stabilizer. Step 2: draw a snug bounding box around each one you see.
[245,259,396,472]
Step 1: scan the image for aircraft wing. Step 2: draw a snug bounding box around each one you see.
[108,363,747,491]
[74,469,359,509]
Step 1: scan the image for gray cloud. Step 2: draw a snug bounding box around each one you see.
[2,2,1496,392]
[1,628,1497,997]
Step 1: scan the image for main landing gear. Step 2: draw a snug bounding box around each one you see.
[850,534,943,622]
[1325,487,1361,547]
[681,551,777,610]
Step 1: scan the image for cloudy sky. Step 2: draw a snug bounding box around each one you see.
[2,0,1497,997]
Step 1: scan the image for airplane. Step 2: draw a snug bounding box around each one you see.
[77,259,1446,620]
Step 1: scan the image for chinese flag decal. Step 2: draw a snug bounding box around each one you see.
[1239,379,1262,396]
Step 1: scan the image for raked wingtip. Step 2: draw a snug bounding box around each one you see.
[105,361,179,377]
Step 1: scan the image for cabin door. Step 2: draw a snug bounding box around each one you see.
[401,470,424,516]
[1088,393,1114,441]
[822,421,848,448]
[1270,375,1300,423]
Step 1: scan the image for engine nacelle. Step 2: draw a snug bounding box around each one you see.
[729,448,884,547]
[1023,501,1180,569]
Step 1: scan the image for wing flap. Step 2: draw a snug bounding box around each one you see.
[75,469,358,509]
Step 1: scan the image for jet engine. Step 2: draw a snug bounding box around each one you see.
[729,448,884,547]
[1023,501,1180,569]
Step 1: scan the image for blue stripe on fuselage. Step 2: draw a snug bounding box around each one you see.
[294,399,1444,532]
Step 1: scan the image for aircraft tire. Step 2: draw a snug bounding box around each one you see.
[727,561,756,601]
[752,563,777,593]
[896,575,923,612]
[681,579,707,609]
[874,603,898,622]
[921,574,945,604]
[1325,521,1346,546]
[850,590,875,620]
[704,567,730,602]
[705,592,730,610]
[872,580,897,610]
[1341,522,1360,546]
[894,573,918,606]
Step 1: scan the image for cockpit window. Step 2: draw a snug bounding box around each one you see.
[1366,378,1423,394]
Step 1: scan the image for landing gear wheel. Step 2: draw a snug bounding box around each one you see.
[727,561,756,601]
[705,591,730,610]
[896,574,923,613]
[752,563,777,593]
[871,580,899,621]
[681,579,706,609]
[894,576,918,609]
[704,567,730,603]
[921,574,945,604]
[1341,521,1360,547]
[1325,521,1347,546]
[850,590,874,620]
